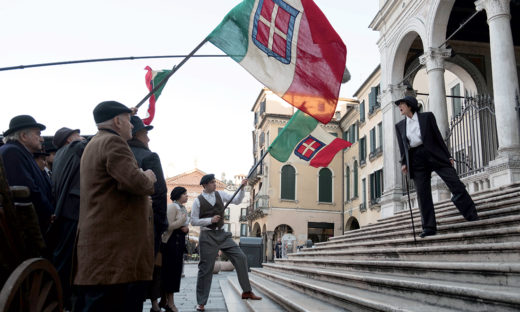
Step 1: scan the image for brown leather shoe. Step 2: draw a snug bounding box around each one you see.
[242,291,262,300]
[196,304,205,311]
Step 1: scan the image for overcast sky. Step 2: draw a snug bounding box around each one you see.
[0,0,380,179]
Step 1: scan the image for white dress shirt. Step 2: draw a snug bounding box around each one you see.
[406,113,423,148]
[191,189,244,230]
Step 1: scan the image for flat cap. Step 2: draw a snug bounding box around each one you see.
[93,101,132,123]
[53,127,80,149]
[200,174,215,185]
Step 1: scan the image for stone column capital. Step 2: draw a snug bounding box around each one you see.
[475,0,511,21]
[419,48,452,72]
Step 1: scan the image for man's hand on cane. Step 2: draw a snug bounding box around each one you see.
[401,164,408,175]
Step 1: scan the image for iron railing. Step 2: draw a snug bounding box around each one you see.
[446,94,498,178]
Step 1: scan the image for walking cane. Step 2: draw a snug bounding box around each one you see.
[405,172,418,245]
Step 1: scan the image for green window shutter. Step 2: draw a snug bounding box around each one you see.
[369,87,377,111]
[319,168,332,203]
[346,167,350,201]
[343,130,348,141]
[370,128,376,153]
[360,100,365,122]
[362,178,367,205]
[378,122,382,149]
[281,165,296,200]
[353,161,358,197]
[451,84,462,116]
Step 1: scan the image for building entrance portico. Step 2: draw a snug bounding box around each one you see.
[371,0,520,218]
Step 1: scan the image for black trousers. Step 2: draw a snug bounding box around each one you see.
[73,281,147,312]
[51,218,78,310]
[410,145,479,231]
[161,229,186,293]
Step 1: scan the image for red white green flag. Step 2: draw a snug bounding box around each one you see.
[143,66,171,125]
[208,0,346,124]
[268,110,351,168]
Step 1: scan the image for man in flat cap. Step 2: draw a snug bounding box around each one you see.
[73,101,157,312]
[127,116,168,310]
[49,127,85,310]
[191,174,261,311]
[0,115,54,241]
[395,96,479,238]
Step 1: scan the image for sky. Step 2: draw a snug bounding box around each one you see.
[0,0,380,179]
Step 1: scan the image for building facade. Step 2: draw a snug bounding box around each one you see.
[248,88,351,261]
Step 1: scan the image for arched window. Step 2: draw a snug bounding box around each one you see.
[353,161,359,197]
[319,168,332,203]
[281,165,296,200]
[346,166,351,201]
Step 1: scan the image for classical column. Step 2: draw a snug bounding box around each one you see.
[419,48,452,138]
[380,84,406,218]
[265,231,274,262]
[475,0,520,186]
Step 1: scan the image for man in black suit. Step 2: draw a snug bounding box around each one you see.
[394,96,479,238]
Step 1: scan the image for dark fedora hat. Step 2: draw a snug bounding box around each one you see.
[53,127,80,149]
[93,101,132,123]
[394,96,419,111]
[3,115,46,137]
[130,116,153,136]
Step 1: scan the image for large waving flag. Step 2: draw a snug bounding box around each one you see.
[143,66,172,125]
[208,0,346,124]
[268,110,351,168]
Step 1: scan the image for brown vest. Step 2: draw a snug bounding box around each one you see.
[198,192,224,230]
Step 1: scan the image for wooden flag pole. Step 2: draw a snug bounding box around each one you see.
[222,152,269,210]
[135,37,209,109]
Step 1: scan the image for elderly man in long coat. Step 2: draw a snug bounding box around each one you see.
[73,101,157,312]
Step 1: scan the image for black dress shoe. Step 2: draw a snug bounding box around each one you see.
[419,229,437,238]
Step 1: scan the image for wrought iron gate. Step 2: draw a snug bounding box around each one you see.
[446,94,498,178]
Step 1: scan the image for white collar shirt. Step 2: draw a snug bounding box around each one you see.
[406,113,423,148]
[191,189,244,231]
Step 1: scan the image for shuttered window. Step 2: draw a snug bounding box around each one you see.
[281,165,296,200]
[318,168,332,203]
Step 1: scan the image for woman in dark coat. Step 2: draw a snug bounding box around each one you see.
[160,187,189,312]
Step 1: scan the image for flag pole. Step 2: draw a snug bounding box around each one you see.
[223,152,269,210]
[135,37,209,109]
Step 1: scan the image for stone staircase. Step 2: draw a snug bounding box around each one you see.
[230,184,520,311]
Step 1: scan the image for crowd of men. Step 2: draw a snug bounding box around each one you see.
[1,100,261,312]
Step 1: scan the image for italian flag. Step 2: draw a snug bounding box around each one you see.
[208,0,346,124]
[143,66,172,125]
[268,110,351,168]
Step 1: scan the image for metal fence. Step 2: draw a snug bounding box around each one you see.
[446,94,498,178]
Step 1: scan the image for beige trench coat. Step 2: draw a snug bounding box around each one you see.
[74,129,155,285]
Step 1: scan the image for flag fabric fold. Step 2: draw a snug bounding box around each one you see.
[143,66,171,125]
[208,0,346,124]
[268,110,351,168]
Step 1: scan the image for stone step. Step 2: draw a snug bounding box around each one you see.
[289,242,520,262]
[272,259,520,287]
[308,224,520,251]
[219,278,252,312]
[250,269,460,312]
[363,187,520,229]
[222,276,285,312]
[248,274,346,311]
[326,205,520,245]
[256,264,520,312]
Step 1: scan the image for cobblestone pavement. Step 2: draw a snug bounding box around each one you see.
[143,262,232,312]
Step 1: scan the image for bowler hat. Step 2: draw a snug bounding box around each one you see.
[130,116,153,136]
[3,115,46,137]
[394,96,419,111]
[200,174,215,185]
[93,101,132,123]
[53,127,80,149]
